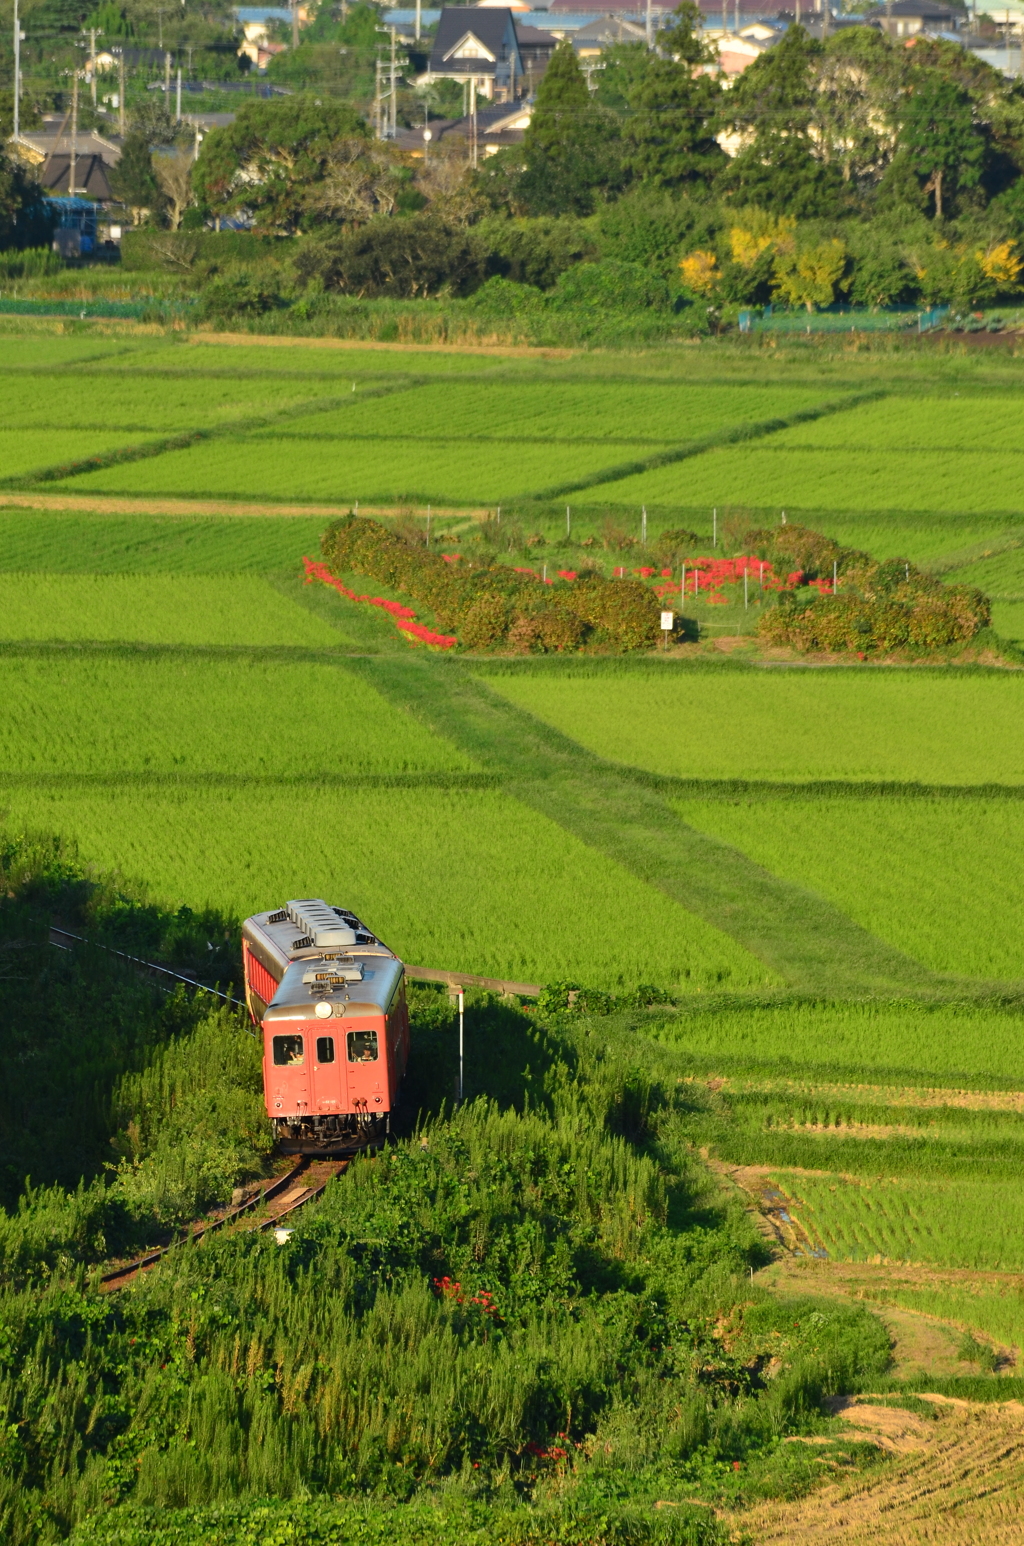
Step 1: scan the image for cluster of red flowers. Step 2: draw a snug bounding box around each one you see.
[432,1277,500,1317]
[302,557,457,649]
[525,1439,570,1460]
[647,555,808,608]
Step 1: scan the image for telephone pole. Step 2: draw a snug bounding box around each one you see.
[69,72,79,196]
[291,0,299,52]
[118,48,125,134]
[12,0,22,141]
[389,24,397,138]
[88,26,101,105]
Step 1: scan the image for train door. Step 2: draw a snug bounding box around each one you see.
[342,1020,385,1112]
[310,1028,344,1114]
[266,1027,310,1119]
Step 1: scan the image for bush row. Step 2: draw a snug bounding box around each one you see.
[320,516,662,652]
[750,524,990,654]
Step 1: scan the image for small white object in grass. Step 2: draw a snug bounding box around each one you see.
[274,1228,294,1245]
[661,610,674,632]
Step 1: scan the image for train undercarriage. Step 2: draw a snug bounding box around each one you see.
[273,1111,390,1156]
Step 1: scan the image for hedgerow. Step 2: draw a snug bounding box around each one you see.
[320,515,661,652]
[749,524,990,655]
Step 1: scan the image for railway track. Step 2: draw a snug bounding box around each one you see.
[98,1156,348,1291]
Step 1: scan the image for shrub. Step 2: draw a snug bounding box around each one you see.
[550,258,673,312]
[295,214,488,298]
[320,516,661,652]
[750,523,990,655]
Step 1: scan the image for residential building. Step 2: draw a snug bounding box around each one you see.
[423,8,525,101]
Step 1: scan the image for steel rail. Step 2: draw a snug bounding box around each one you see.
[97,1158,347,1290]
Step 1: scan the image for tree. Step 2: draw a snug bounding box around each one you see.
[518,40,622,216]
[108,131,163,226]
[902,67,984,219]
[719,24,851,217]
[0,154,51,250]
[813,28,901,188]
[191,95,369,234]
[624,6,723,190]
[772,237,847,311]
[294,213,487,298]
[153,148,195,231]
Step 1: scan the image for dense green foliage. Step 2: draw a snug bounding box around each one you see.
[748,522,990,654]
[321,514,662,651]
[0,845,894,1546]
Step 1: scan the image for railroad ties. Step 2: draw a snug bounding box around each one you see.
[97,1156,348,1292]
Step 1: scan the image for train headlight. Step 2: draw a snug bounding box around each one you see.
[314,1000,333,1019]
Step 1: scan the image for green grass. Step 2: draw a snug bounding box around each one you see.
[0,336,154,368]
[481,668,1024,785]
[779,1171,1024,1272]
[651,1000,1024,1084]
[173,341,519,374]
[0,574,351,645]
[46,434,671,504]
[0,512,328,573]
[0,429,158,481]
[596,446,1024,516]
[0,654,474,777]
[947,545,1024,596]
[672,793,1024,979]
[271,380,833,445]
[0,782,774,990]
[0,371,339,431]
[768,395,1024,452]
[991,599,1024,644]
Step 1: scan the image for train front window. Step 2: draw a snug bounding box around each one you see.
[316,1036,335,1065]
[272,1035,304,1066]
[347,1030,378,1064]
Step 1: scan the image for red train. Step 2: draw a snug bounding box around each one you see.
[242,899,409,1154]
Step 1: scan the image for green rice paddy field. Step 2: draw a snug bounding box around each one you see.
[5,323,1024,1355]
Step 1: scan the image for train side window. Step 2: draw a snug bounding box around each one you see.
[272,1034,304,1066]
[347,1030,378,1064]
[316,1036,335,1065]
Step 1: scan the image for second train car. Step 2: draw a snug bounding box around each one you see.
[241,899,409,1154]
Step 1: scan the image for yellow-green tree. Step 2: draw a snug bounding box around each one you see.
[772,239,847,311]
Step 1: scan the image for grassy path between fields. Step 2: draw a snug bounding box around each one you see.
[350,653,941,997]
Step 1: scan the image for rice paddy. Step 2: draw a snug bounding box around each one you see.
[595,445,1024,516]
[777,1172,1024,1272]
[481,669,1024,785]
[671,794,1024,979]
[4,326,1024,1533]
[0,654,475,776]
[0,574,350,645]
[0,780,770,990]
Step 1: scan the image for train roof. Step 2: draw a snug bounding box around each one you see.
[242,899,399,980]
[263,952,404,1023]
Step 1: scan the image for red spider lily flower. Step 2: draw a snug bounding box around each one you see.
[303,557,456,648]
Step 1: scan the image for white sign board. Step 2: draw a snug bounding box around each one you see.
[660,611,674,631]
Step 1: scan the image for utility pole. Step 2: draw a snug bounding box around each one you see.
[88,27,101,106]
[291,0,299,53]
[470,72,477,166]
[69,72,79,196]
[646,0,652,46]
[373,55,382,137]
[118,48,125,135]
[164,49,171,98]
[389,24,397,139]
[156,6,167,47]
[415,0,421,41]
[12,0,22,142]
[176,65,181,119]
